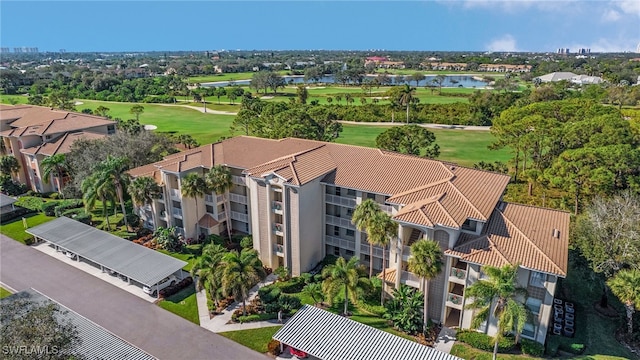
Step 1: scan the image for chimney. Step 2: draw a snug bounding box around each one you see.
[552,229,560,238]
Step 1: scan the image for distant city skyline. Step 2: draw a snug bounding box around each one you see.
[1,1,638,53]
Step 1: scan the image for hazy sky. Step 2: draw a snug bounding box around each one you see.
[1,1,639,53]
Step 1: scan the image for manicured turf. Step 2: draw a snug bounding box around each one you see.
[0,213,56,244]
[157,245,203,272]
[336,124,510,167]
[0,287,13,299]
[158,285,199,325]
[451,343,541,360]
[219,326,282,353]
[0,94,29,104]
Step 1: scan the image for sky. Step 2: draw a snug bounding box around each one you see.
[1,1,639,53]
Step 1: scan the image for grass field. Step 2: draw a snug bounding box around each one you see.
[158,285,199,325]
[0,287,12,299]
[0,213,56,244]
[219,326,282,353]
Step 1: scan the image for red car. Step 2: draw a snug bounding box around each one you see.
[289,347,308,359]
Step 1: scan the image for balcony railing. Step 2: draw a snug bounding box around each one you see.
[325,235,356,250]
[170,188,181,199]
[232,175,246,186]
[215,211,226,222]
[360,243,385,258]
[272,201,283,213]
[205,194,215,203]
[172,207,183,217]
[274,244,284,254]
[450,267,467,281]
[229,193,247,205]
[230,211,249,223]
[273,223,284,234]
[447,293,464,308]
[324,194,356,208]
[325,214,355,230]
[400,270,421,287]
[379,204,394,214]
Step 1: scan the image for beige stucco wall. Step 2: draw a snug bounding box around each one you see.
[287,177,324,276]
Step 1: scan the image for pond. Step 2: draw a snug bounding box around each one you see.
[200,75,488,89]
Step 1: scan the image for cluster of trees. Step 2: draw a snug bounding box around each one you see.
[491,99,640,214]
[375,125,440,158]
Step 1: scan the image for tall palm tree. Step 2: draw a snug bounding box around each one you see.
[465,264,529,360]
[352,198,383,278]
[408,239,444,334]
[221,249,266,316]
[322,256,370,315]
[367,211,397,305]
[128,176,162,227]
[191,243,227,309]
[607,269,640,335]
[40,154,68,196]
[302,283,324,306]
[399,84,416,123]
[206,165,233,240]
[81,171,116,230]
[96,156,131,229]
[181,172,208,236]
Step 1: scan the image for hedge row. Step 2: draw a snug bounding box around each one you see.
[237,313,278,323]
[159,277,194,298]
[456,330,515,352]
[0,207,36,224]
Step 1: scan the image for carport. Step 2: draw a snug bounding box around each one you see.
[27,217,187,298]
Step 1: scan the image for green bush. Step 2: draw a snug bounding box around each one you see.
[456,330,515,353]
[237,313,278,323]
[48,192,61,199]
[14,196,45,211]
[23,236,35,246]
[41,202,59,216]
[559,342,585,355]
[267,340,281,356]
[258,285,281,304]
[276,277,306,293]
[0,207,36,224]
[520,338,544,356]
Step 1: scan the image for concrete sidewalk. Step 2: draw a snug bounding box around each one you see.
[197,273,284,333]
[434,326,457,353]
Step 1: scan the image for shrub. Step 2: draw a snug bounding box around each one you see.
[258,285,281,304]
[23,236,35,246]
[237,313,278,323]
[41,202,59,216]
[558,342,585,355]
[520,338,544,356]
[267,340,281,356]
[159,276,193,298]
[48,192,61,199]
[14,196,45,211]
[277,294,302,314]
[456,331,515,352]
[0,207,36,224]
[276,277,306,293]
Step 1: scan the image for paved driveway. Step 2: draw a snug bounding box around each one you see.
[0,235,267,360]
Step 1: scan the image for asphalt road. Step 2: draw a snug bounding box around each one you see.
[0,235,267,360]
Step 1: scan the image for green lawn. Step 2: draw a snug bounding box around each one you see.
[337,124,510,167]
[0,287,13,299]
[157,244,203,272]
[0,213,56,244]
[219,326,282,353]
[158,285,199,325]
[0,94,30,104]
[451,343,541,360]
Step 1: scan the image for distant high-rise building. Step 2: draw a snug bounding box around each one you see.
[557,48,570,55]
[636,42,640,53]
[13,47,38,53]
[577,48,590,54]
[0,47,10,54]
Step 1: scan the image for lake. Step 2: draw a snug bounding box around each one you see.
[200,75,488,88]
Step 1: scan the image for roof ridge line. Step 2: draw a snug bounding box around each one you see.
[498,209,564,274]
[289,162,300,185]
[447,181,486,220]
[434,199,458,227]
[51,132,69,155]
[486,236,512,265]
[388,176,453,202]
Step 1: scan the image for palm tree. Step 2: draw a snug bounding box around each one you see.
[221,249,266,316]
[465,264,529,360]
[302,283,324,306]
[128,176,161,227]
[40,154,68,195]
[367,211,397,305]
[206,165,233,240]
[607,269,640,335]
[352,199,383,278]
[81,171,116,230]
[181,172,208,236]
[322,256,370,315]
[408,239,444,334]
[399,84,416,123]
[96,156,131,229]
[191,243,227,309]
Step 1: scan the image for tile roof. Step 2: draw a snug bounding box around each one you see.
[378,268,398,284]
[21,131,107,156]
[446,202,570,277]
[198,214,219,228]
[245,145,337,186]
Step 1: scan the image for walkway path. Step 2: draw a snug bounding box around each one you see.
[196,273,285,333]
[155,102,237,115]
[433,326,457,354]
[337,120,491,131]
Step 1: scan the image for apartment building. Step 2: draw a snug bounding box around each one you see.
[0,105,116,192]
[130,136,570,344]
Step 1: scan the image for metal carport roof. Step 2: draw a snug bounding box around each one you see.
[2,288,156,360]
[273,305,463,360]
[26,217,187,286]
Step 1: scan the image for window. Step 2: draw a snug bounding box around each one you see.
[346,208,353,217]
[334,226,340,236]
[333,247,340,256]
[206,205,214,214]
[462,219,477,232]
[529,271,546,288]
[346,229,355,237]
[525,297,542,315]
[363,254,370,262]
[335,187,341,196]
[367,192,376,200]
[347,189,356,197]
[346,250,354,256]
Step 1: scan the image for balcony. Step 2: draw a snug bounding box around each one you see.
[205,194,215,203]
[326,235,356,251]
[325,214,355,230]
[379,204,394,214]
[449,267,467,284]
[170,188,181,199]
[446,293,464,310]
[400,270,421,288]
[230,211,249,223]
[216,194,224,203]
[157,193,165,202]
[232,175,246,186]
[324,194,356,208]
[274,244,284,255]
[272,223,284,235]
[360,243,385,258]
[172,207,183,218]
[215,211,226,222]
[229,193,247,205]
[272,201,283,214]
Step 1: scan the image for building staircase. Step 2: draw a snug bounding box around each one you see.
[407,229,423,247]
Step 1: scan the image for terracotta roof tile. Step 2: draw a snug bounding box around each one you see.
[0,105,115,137]
[377,268,397,283]
[21,132,107,156]
[446,203,570,277]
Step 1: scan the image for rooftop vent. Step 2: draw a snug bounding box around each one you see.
[552,229,560,238]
